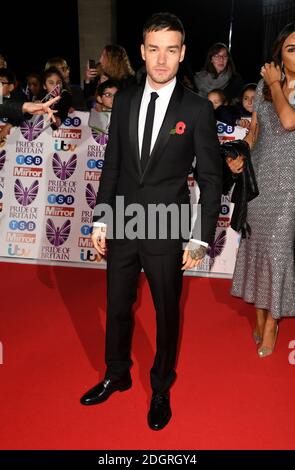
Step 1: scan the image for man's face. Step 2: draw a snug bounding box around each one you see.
[141,28,185,89]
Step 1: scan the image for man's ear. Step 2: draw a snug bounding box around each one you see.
[97,96,103,104]
[8,83,15,94]
[140,44,146,62]
[179,44,186,63]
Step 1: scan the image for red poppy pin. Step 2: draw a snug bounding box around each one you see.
[170,121,186,135]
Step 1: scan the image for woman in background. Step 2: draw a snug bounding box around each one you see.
[227,23,295,357]
[84,44,135,105]
[194,42,244,102]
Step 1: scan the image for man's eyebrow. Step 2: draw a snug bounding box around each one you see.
[147,44,180,49]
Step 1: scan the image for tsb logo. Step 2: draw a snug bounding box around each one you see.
[16,155,43,166]
[47,194,75,205]
[87,159,104,170]
[63,117,81,127]
[81,225,92,235]
[220,204,230,215]
[9,220,36,231]
[217,122,235,134]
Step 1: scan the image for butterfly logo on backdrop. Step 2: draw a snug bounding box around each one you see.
[207,230,226,264]
[91,128,109,145]
[85,183,96,209]
[46,218,71,247]
[89,110,111,145]
[0,150,6,171]
[14,179,39,206]
[20,115,45,141]
[52,153,77,181]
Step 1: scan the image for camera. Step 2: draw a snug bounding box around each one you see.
[88,59,96,69]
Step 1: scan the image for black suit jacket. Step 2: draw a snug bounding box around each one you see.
[0,101,26,122]
[93,81,222,254]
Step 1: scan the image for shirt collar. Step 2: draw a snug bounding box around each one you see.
[143,77,176,101]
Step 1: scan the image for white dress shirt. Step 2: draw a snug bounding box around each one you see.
[138,78,176,157]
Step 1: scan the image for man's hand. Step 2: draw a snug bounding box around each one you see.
[91,226,107,261]
[226,155,244,174]
[182,243,207,270]
[22,96,60,122]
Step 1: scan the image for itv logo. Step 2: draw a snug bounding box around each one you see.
[54,140,77,152]
[8,244,31,257]
[80,249,100,262]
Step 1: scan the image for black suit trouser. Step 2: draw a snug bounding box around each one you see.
[104,239,183,393]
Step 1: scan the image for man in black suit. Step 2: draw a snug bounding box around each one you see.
[80,12,222,430]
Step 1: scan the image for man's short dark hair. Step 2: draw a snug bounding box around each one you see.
[143,12,185,45]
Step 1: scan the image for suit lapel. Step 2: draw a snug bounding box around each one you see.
[141,82,184,181]
[129,84,144,176]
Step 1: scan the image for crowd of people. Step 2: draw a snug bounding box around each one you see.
[0,35,255,133]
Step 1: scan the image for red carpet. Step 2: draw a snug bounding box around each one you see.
[0,262,295,450]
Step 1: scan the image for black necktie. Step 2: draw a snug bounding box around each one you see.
[141,91,159,172]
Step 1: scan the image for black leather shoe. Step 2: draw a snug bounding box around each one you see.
[147,392,172,430]
[80,378,132,405]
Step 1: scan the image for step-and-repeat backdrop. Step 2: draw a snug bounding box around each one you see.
[0,112,246,277]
